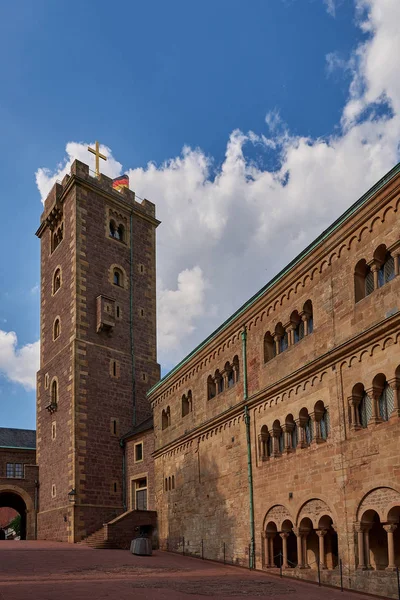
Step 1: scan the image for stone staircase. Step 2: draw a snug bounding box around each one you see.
[78,509,158,550]
[78,524,119,549]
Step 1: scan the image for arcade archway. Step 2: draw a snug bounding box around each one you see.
[0,486,34,540]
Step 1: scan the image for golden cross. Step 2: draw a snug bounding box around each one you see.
[88,140,107,178]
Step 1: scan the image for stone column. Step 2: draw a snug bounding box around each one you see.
[349,396,362,429]
[355,524,366,569]
[287,324,295,346]
[280,532,289,568]
[268,534,275,567]
[364,525,372,569]
[274,334,281,356]
[383,524,397,570]
[302,313,309,336]
[394,252,400,277]
[264,533,270,568]
[294,528,303,568]
[317,529,327,569]
[371,263,379,291]
[388,378,400,419]
[302,533,310,568]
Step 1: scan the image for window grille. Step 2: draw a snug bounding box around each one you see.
[227,370,234,388]
[358,393,372,427]
[320,409,330,440]
[6,463,13,478]
[384,255,395,284]
[280,332,288,353]
[308,316,313,334]
[365,270,374,296]
[379,384,393,422]
[294,321,304,343]
[291,424,298,449]
[14,464,23,478]
[305,417,313,444]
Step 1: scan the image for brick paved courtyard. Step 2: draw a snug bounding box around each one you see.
[0,541,382,600]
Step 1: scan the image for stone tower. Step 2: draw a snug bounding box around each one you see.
[35,159,160,542]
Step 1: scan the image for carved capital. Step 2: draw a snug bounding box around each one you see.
[316,529,328,537]
[383,524,397,534]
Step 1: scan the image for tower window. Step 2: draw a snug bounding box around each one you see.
[53,318,60,340]
[109,220,125,242]
[53,268,61,294]
[51,379,58,406]
[110,418,119,436]
[51,223,64,253]
[134,442,143,462]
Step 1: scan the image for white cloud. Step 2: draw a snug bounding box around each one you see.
[0,331,39,390]
[35,0,400,371]
[324,0,337,17]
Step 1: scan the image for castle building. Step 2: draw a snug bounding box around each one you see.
[1,154,400,597]
[148,162,400,596]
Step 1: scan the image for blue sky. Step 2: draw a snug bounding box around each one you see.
[0,0,399,430]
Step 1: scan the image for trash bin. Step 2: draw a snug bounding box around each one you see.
[130,537,152,556]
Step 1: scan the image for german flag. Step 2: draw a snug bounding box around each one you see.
[112,174,129,191]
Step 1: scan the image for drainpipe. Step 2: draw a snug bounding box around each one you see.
[120,439,127,512]
[34,479,39,540]
[129,212,137,426]
[241,326,255,569]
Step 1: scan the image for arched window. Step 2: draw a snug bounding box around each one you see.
[314,400,329,440]
[162,406,171,430]
[53,318,60,340]
[207,375,216,400]
[272,420,284,455]
[291,311,303,344]
[233,355,239,382]
[52,224,63,253]
[358,391,372,428]
[285,414,297,450]
[182,393,191,417]
[51,380,58,406]
[379,382,394,421]
[113,268,123,286]
[299,408,313,446]
[378,252,395,288]
[264,332,275,363]
[354,259,373,302]
[303,300,313,334]
[117,225,125,242]
[225,362,234,388]
[259,425,269,459]
[109,220,117,238]
[275,323,287,354]
[320,408,330,439]
[53,268,61,294]
[215,370,224,394]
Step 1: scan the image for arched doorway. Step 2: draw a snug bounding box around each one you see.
[0,490,28,540]
[361,509,388,569]
[318,515,339,569]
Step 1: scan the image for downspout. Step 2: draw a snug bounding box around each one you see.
[130,212,137,426]
[120,439,127,512]
[242,326,255,569]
